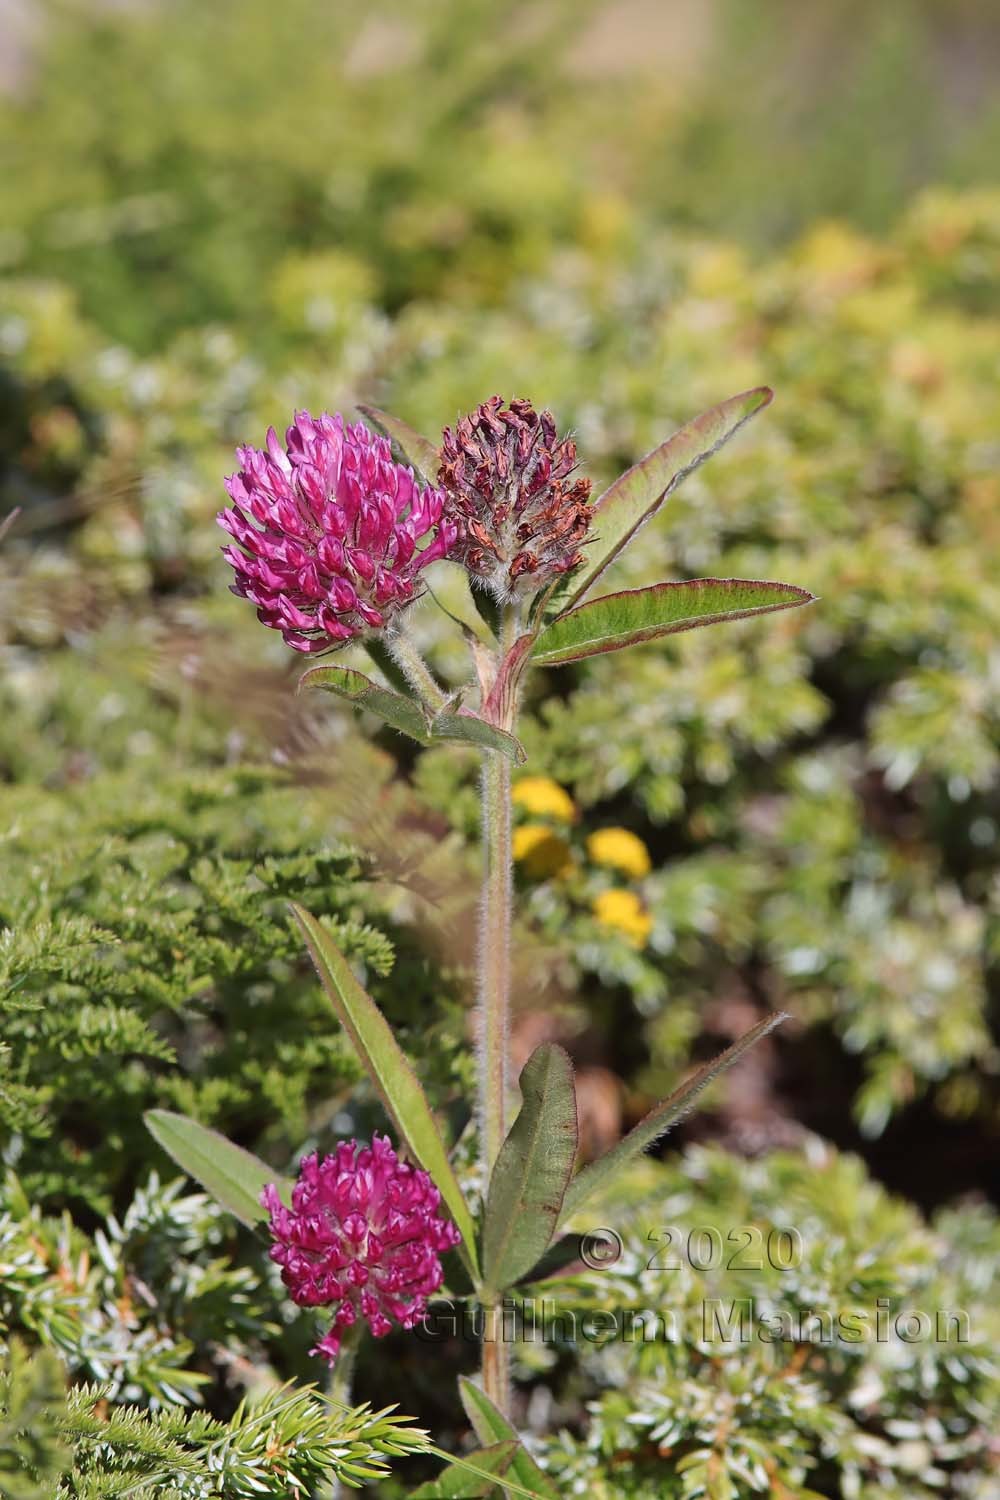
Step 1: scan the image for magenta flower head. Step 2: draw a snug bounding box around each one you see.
[219,412,457,653]
[438,395,592,600]
[261,1134,461,1364]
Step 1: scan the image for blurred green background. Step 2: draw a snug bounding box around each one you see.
[1,1,999,1495]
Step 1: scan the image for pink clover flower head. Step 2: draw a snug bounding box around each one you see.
[219,412,457,653]
[261,1133,461,1365]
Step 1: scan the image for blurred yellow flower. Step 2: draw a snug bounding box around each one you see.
[586,827,652,878]
[513,824,573,879]
[592,889,653,947]
[512,776,576,823]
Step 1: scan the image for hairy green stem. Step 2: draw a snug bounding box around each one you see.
[478,745,513,1180]
[386,629,448,713]
[477,603,521,1416]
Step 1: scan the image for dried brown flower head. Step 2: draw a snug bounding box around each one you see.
[438,396,592,600]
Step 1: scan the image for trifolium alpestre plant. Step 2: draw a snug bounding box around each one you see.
[146,385,814,1492]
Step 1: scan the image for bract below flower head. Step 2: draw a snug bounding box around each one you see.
[438,395,592,600]
[219,411,457,653]
[261,1134,461,1365]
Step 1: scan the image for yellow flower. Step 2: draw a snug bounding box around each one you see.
[513,824,573,880]
[512,776,576,823]
[592,889,653,947]
[586,827,652,879]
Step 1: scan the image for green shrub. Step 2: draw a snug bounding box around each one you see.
[535,1143,1000,1498]
[0,751,473,1212]
[3,0,999,351]
[1,1339,432,1496]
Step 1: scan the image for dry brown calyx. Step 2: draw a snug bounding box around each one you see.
[438,395,592,600]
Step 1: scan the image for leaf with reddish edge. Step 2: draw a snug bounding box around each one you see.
[357,404,439,487]
[145,1110,292,1227]
[532,578,815,667]
[299,662,432,743]
[483,632,536,729]
[290,903,480,1283]
[560,386,774,610]
[299,659,526,759]
[560,1013,788,1222]
[430,707,526,763]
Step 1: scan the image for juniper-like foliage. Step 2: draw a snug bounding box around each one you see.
[530,1145,1000,1499]
[1,1340,431,1497]
[0,760,447,1212]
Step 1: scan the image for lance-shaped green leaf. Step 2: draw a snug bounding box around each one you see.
[357,404,439,486]
[561,1013,787,1222]
[458,1380,561,1500]
[411,1441,518,1498]
[144,1110,291,1228]
[514,1232,586,1286]
[482,1044,578,1295]
[290,903,480,1282]
[533,578,814,667]
[430,707,526,764]
[562,386,774,609]
[299,663,432,743]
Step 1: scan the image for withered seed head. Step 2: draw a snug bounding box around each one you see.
[438,395,592,600]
